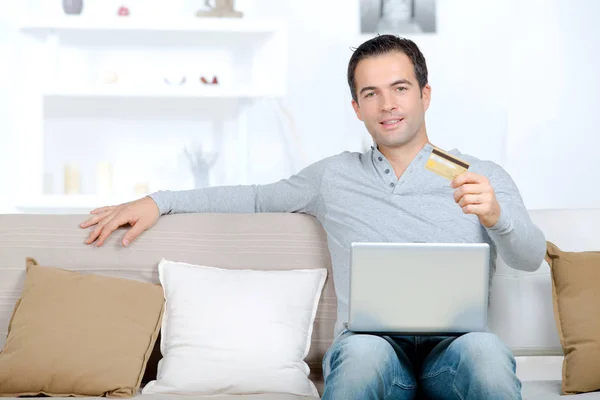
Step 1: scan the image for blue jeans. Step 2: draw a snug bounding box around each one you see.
[321,331,521,400]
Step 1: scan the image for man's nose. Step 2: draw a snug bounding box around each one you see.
[381,95,398,113]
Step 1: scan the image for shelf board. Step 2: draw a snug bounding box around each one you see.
[19,16,285,38]
[16,195,139,210]
[43,85,280,99]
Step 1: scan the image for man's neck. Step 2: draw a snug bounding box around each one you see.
[378,138,430,179]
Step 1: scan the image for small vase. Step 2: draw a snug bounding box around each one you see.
[63,0,83,15]
[193,170,210,189]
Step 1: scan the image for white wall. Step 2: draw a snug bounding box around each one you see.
[505,0,600,210]
[0,3,18,213]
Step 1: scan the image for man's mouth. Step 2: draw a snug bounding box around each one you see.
[380,118,404,127]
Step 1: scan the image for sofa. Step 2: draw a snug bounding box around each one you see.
[0,209,599,399]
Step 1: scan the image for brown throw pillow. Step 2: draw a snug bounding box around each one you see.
[546,241,600,395]
[0,258,164,398]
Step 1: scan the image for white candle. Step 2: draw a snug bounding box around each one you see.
[64,164,81,195]
[134,182,149,196]
[96,162,113,196]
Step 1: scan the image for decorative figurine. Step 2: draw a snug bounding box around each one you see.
[63,0,83,15]
[196,0,243,18]
[200,76,219,85]
[184,145,218,189]
[164,75,187,86]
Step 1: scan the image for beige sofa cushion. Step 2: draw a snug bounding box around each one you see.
[546,242,600,395]
[0,258,164,398]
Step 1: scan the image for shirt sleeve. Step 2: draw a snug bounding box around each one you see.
[484,164,547,272]
[148,157,328,217]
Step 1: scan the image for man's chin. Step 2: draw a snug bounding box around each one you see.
[376,136,411,148]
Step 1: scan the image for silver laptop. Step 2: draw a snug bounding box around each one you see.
[348,242,490,335]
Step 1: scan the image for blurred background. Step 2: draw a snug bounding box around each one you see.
[0,0,598,214]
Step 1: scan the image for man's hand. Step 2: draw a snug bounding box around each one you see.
[450,172,501,228]
[79,196,160,247]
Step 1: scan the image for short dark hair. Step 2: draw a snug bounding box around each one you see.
[347,34,428,103]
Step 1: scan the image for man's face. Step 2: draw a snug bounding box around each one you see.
[352,51,431,150]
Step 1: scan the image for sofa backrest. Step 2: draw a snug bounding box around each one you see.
[0,213,336,390]
[489,208,600,356]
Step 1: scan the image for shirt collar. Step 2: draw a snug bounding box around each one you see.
[370,141,434,163]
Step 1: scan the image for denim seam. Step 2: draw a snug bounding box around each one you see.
[453,378,465,400]
[391,379,418,391]
[419,366,455,380]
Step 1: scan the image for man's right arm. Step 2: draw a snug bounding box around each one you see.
[80,157,330,246]
[149,156,327,216]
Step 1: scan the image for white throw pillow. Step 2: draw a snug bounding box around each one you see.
[142,259,327,397]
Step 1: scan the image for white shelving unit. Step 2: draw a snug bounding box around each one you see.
[14,14,288,214]
[42,86,272,99]
[19,16,285,34]
[15,195,135,212]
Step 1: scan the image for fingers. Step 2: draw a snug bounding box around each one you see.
[95,213,131,247]
[458,193,479,208]
[457,193,493,208]
[461,203,488,215]
[85,212,118,245]
[122,221,148,247]
[82,198,157,248]
[453,184,483,203]
[461,202,495,218]
[451,171,488,188]
[80,210,112,229]
[90,205,117,215]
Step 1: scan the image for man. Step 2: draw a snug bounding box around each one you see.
[81,35,546,399]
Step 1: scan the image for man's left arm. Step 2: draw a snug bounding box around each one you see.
[451,166,546,272]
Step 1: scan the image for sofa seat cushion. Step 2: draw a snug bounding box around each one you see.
[523,381,600,399]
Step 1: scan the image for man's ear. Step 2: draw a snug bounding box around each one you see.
[352,99,363,121]
[421,84,432,111]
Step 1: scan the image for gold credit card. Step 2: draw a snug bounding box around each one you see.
[425,147,470,180]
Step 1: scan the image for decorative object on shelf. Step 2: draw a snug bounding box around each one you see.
[96,162,113,196]
[64,164,81,195]
[63,0,83,15]
[184,145,218,189]
[43,173,54,195]
[196,0,243,18]
[134,182,149,196]
[200,76,219,85]
[164,74,187,86]
[118,5,130,16]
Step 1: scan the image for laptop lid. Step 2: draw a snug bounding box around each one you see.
[348,242,490,335]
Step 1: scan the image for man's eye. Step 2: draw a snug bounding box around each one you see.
[365,92,375,98]
[397,86,407,91]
